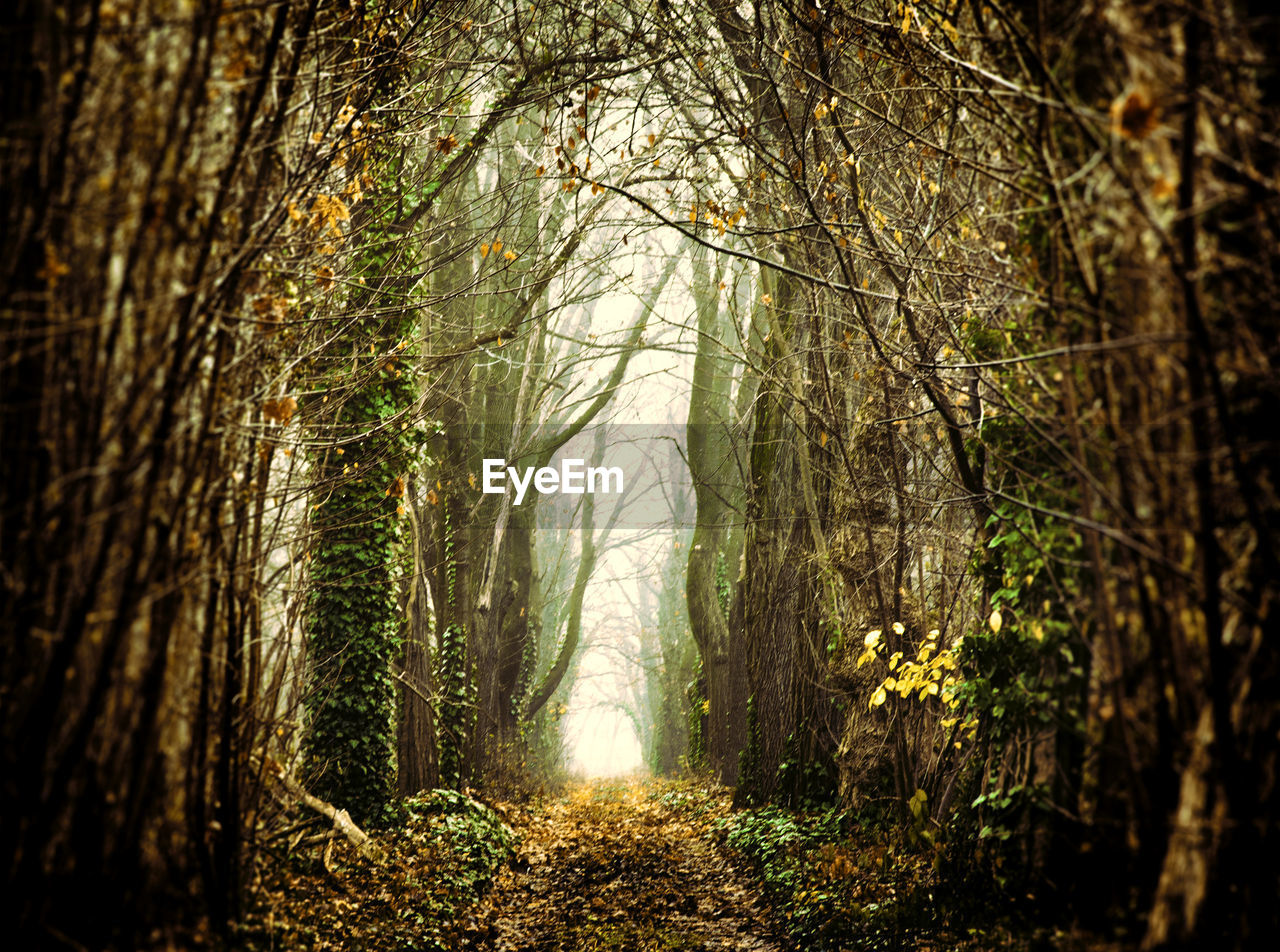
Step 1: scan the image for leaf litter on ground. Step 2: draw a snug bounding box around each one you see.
[236,776,1126,952]
[464,777,781,952]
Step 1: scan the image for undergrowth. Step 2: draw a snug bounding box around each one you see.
[706,792,1106,952]
[715,805,884,949]
[237,788,517,951]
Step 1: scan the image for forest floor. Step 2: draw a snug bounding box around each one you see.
[238,776,1126,952]
[464,778,781,952]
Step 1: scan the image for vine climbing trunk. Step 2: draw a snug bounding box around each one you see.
[302,157,422,824]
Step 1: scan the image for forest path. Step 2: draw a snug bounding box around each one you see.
[466,779,783,952]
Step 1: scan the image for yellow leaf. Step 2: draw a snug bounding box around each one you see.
[864,629,882,649]
[310,194,350,236]
[870,687,888,708]
[480,242,490,257]
[989,609,1003,633]
[892,621,905,635]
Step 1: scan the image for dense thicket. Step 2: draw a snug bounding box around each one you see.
[646,1,1279,945]
[0,0,381,940]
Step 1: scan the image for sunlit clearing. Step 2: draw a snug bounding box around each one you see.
[566,706,644,777]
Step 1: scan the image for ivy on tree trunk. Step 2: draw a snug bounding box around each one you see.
[303,168,422,826]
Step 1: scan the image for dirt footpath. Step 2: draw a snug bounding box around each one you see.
[466,780,783,952]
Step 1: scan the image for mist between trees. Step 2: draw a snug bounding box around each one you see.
[1,0,1276,948]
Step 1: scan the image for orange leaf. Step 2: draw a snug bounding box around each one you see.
[1113,89,1159,140]
[262,396,297,425]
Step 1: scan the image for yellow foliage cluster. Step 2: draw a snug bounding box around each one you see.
[856,623,959,709]
[309,194,350,237]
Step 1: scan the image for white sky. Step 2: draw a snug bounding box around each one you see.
[558,273,695,776]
